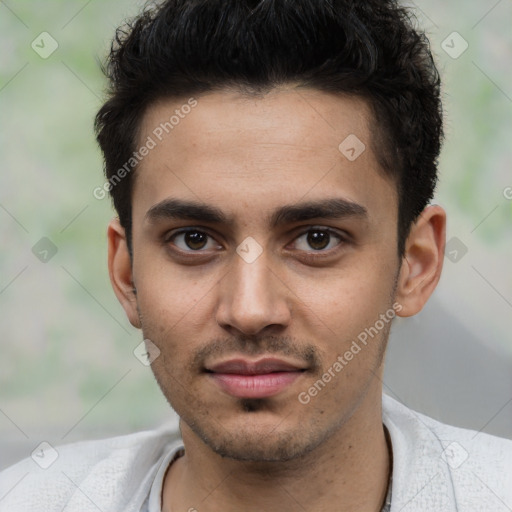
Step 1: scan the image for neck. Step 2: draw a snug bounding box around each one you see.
[162,386,390,512]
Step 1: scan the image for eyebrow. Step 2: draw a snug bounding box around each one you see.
[145,197,368,227]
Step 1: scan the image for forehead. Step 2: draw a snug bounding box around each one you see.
[133,87,397,225]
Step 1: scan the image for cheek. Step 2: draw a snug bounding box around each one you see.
[292,271,396,406]
[134,256,220,328]
[134,283,219,384]
[292,259,397,343]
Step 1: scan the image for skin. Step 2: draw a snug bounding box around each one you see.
[108,86,446,511]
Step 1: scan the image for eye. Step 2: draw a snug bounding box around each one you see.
[168,229,221,251]
[292,228,344,252]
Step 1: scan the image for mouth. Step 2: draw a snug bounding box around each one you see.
[205,357,307,399]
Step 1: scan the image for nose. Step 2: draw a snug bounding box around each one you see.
[215,249,291,337]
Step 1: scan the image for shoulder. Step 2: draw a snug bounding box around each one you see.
[383,394,512,511]
[0,426,183,512]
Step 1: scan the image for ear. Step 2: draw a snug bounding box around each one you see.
[107,218,141,329]
[395,205,446,317]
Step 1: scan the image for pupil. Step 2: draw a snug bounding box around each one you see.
[185,231,207,250]
[307,230,329,250]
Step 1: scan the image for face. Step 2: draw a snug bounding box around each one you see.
[115,87,404,462]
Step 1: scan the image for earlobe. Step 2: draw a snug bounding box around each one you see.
[107,218,141,329]
[395,205,446,317]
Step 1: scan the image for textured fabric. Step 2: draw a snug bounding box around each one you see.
[143,447,184,512]
[1,394,511,511]
[0,427,183,512]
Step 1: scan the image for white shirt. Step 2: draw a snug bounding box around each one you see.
[1,394,511,511]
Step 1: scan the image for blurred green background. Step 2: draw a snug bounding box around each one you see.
[1,0,511,470]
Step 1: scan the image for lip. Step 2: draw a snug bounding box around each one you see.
[206,357,306,399]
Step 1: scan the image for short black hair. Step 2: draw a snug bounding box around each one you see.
[95,0,443,257]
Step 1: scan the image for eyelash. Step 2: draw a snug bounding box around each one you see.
[164,226,349,260]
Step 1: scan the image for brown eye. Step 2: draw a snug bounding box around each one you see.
[306,230,331,250]
[291,227,345,253]
[169,229,220,252]
[184,231,208,250]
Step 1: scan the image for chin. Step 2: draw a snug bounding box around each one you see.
[204,431,316,462]
[186,406,325,463]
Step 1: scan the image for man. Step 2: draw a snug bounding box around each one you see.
[1,0,511,511]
